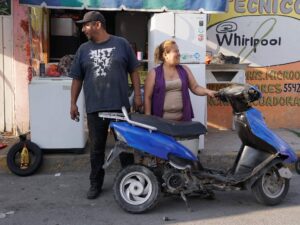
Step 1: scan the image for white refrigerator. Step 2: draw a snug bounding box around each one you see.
[29,77,86,151]
[148,12,207,149]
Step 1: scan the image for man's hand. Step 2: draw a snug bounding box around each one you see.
[70,104,80,121]
[70,79,83,121]
[130,69,142,112]
[133,95,143,112]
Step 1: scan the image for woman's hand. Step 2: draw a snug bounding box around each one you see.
[206,89,217,98]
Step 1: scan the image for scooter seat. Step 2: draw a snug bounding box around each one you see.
[130,114,207,138]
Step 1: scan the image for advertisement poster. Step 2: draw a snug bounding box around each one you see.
[0,0,11,15]
[29,7,49,74]
[207,0,300,129]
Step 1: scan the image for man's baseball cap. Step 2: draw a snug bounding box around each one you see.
[76,11,106,25]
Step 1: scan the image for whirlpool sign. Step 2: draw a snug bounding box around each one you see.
[207,16,300,67]
[216,21,281,51]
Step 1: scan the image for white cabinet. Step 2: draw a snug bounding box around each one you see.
[29,77,86,150]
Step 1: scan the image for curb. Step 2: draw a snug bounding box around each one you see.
[0,150,123,175]
[0,137,121,175]
[1,148,299,175]
[1,132,299,175]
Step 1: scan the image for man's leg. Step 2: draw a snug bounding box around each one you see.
[87,112,109,199]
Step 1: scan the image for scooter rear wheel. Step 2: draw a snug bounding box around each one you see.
[113,165,161,213]
[252,166,289,206]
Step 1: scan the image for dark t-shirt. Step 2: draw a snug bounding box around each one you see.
[69,35,139,113]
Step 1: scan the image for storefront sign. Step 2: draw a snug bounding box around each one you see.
[19,0,228,12]
[207,0,300,129]
[246,68,300,107]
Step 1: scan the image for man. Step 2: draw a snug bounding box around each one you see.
[69,11,142,199]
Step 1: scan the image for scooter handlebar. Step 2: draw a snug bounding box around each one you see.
[215,90,228,102]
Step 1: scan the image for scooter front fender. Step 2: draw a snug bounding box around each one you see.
[246,108,297,163]
[245,158,290,190]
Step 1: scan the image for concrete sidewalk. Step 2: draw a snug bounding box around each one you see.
[0,128,300,174]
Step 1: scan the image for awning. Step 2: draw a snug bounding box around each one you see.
[19,0,228,13]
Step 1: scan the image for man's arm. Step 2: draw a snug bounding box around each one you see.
[130,69,142,111]
[70,79,83,120]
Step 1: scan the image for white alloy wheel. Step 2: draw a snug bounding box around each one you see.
[261,168,286,199]
[113,165,161,213]
[120,172,153,205]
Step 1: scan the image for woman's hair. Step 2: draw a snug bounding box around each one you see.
[154,40,176,64]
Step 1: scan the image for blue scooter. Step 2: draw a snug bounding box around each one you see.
[99,83,297,214]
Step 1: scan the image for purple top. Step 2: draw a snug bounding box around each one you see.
[152,64,194,121]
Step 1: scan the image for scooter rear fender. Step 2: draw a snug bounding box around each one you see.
[110,121,198,161]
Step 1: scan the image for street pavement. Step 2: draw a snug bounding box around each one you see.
[1,171,300,225]
[0,128,300,225]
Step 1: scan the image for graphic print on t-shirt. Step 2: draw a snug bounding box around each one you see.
[89,47,115,77]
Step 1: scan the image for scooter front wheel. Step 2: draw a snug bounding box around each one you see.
[252,166,289,206]
[113,165,160,214]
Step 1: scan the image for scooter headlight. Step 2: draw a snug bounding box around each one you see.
[115,130,127,143]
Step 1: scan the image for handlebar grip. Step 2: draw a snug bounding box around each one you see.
[214,92,221,98]
[215,91,228,102]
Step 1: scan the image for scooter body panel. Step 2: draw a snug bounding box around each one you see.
[246,108,297,163]
[110,122,198,161]
[234,145,272,175]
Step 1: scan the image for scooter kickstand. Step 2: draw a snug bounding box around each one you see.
[180,192,193,212]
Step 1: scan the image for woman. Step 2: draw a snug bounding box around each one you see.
[144,40,216,121]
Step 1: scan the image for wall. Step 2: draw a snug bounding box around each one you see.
[207,0,300,129]
[13,0,30,134]
[0,3,13,133]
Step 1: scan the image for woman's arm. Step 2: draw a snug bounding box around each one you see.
[183,65,216,97]
[144,69,156,115]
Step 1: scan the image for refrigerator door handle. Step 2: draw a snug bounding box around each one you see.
[172,12,175,37]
